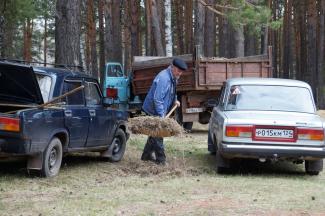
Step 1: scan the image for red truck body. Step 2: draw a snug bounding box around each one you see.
[131,47,272,127]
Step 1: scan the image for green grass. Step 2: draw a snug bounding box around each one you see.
[1,125,325,215]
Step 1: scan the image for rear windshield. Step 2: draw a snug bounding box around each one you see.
[226,85,315,113]
[36,74,52,103]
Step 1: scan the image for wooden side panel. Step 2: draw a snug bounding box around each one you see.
[131,50,272,95]
[132,61,194,95]
[197,57,272,88]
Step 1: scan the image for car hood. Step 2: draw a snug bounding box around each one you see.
[224,110,324,128]
[0,62,44,104]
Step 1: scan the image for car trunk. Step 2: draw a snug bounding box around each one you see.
[224,110,324,146]
[0,62,43,114]
[224,110,323,128]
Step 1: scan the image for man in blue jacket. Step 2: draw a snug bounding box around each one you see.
[141,58,188,165]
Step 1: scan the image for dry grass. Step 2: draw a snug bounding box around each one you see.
[0,123,325,215]
[128,116,184,137]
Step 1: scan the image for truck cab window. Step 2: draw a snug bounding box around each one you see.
[85,82,101,106]
[62,81,84,105]
[107,65,123,77]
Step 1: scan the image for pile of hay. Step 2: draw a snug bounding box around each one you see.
[128,116,184,137]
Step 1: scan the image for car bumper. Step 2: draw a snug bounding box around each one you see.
[220,142,325,159]
[0,138,31,155]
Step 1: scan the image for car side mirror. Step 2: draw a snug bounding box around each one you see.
[102,97,114,107]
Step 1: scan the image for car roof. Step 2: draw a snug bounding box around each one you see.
[34,66,94,80]
[226,77,311,88]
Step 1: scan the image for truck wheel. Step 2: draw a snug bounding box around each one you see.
[109,129,126,162]
[183,122,193,131]
[305,159,323,175]
[41,137,63,177]
[175,107,193,131]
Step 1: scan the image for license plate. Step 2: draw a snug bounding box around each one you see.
[185,107,204,113]
[255,128,294,139]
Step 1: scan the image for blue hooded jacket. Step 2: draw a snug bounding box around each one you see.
[142,66,177,117]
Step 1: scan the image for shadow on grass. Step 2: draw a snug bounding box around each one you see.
[0,154,108,177]
[225,159,306,176]
[190,151,311,177]
[187,128,208,135]
[61,153,104,168]
[0,159,28,177]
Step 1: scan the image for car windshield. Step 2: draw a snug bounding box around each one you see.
[225,85,315,113]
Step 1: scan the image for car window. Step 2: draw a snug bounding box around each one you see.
[36,74,52,103]
[218,85,226,108]
[62,81,84,105]
[85,82,101,106]
[225,85,315,113]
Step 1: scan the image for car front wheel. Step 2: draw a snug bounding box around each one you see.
[41,137,63,177]
[108,129,126,162]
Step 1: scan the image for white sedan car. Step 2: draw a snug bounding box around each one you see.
[208,78,325,175]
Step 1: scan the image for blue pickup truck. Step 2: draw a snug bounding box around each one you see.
[0,61,129,177]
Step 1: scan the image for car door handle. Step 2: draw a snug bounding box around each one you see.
[64,110,72,117]
[89,110,96,117]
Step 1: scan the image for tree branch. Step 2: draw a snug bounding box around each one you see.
[198,0,225,16]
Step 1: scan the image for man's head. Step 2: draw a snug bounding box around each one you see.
[171,58,187,79]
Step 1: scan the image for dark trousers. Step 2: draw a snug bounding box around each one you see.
[141,136,166,163]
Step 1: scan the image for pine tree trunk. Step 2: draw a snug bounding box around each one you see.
[23,18,33,62]
[44,17,47,66]
[282,0,292,79]
[55,0,82,69]
[123,0,132,72]
[157,0,166,50]
[130,0,141,56]
[184,0,193,54]
[218,16,228,57]
[317,0,325,108]
[232,25,244,57]
[150,0,165,56]
[306,0,317,97]
[165,0,172,56]
[0,1,5,58]
[195,0,205,56]
[86,0,98,78]
[98,0,105,82]
[145,0,152,55]
[244,26,257,56]
[175,0,184,55]
[204,0,216,57]
[104,0,122,63]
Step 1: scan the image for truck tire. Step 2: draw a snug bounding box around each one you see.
[175,107,193,131]
[41,137,63,177]
[183,122,193,131]
[305,159,323,175]
[108,129,127,162]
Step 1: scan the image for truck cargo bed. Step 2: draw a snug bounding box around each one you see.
[131,47,272,95]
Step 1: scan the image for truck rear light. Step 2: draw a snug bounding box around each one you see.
[0,117,20,132]
[297,128,324,141]
[106,88,118,99]
[226,125,252,138]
